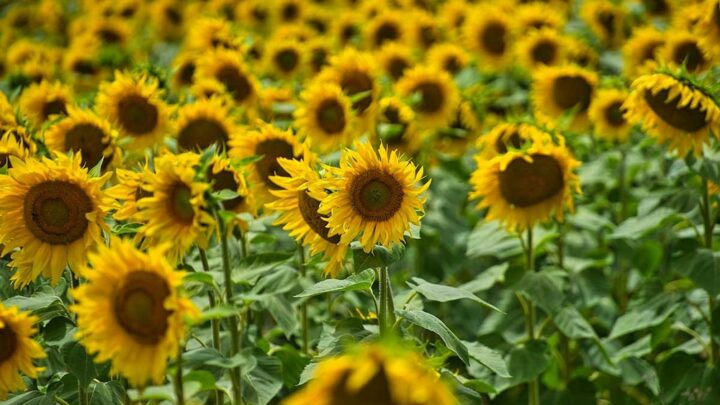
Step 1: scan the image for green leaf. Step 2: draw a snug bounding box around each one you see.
[265,295,298,334]
[212,189,241,201]
[609,296,679,339]
[408,277,502,313]
[676,249,720,297]
[352,244,405,272]
[515,272,563,313]
[613,335,652,363]
[184,272,217,287]
[507,340,550,384]
[464,341,511,378]
[242,355,283,405]
[88,380,123,405]
[4,291,69,322]
[609,208,679,240]
[295,269,375,298]
[88,157,104,178]
[554,307,596,340]
[198,304,240,321]
[62,341,101,387]
[396,309,470,365]
[461,263,508,293]
[466,220,521,259]
[274,346,310,388]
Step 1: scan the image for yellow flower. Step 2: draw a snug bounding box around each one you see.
[196,49,260,111]
[295,82,356,154]
[332,11,363,48]
[106,165,151,222]
[396,66,460,130]
[475,122,539,161]
[171,50,199,90]
[531,65,597,131]
[0,153,112,286]
[622,27,665,79]
[0,304,46,400]
[149,0,187,41]
[375,96,422,157]
[470,132,581,232]
[435,101,481,157]
[516,2,566,33]
[623,73,720,156]
[267,158,348,277]
[320,142,430,253]
[588,88,632,143]
[426,43,471,76]
[439,0,470,39]
[264,38,305,79]
[72,238,199,388]
[136,152,215,263]
[463,6,514,70]
[185,17,240,52]
[0,130,33,168]
[174,97,239,152]
[284,343,457,405]
[699,0,720,60]
[275,0,306,24]
[19,80,71,129]
[566,37,599,69]
[44,106,120,172]
[516,28,568,71]
[376,42,414,82]
[657,30,712,73]
[96,71,171,150]
[580,0,626,48]
[207,156,256,231]
[0,91,17,129]
[306,37,332,74]
[408,9,441,50]
[364,10,407,49]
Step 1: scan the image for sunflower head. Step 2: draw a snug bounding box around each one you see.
[657,30,712,73]
[426,43,471,76]
[0,304,46,400]
[207,156,256,222]
[264,38,305,79]
[306,38,332,74]
[376,96,421,157]
[376,42,414,82]
[516,3,566,33]
[333,12,363,47]
[698,0,720,60]
[171,50,199,89]
[150,0,187,41]
[71,238,199,388]
[435,101,482,157]
[0,130,33,169]
[463,6,514,70]
[622,27,665,79]
[397,65,460,130]
[106,165,151,222]
[365,10,406,49]
[295,82,355,154]
[580,0,627,48]
[476,122,539,161]
[409,9,441,49]
[516,28,568,71]
[196,49,259,110]
[531,65,598,131]
[19,80,71,129]
[175,97,237,152]
[589,88,632,143]
[185,17,240,52]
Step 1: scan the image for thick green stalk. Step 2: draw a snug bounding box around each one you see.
[298,244,309,354]
[524,228,540,405]
[174,346,185,405]
[218,218,243,404]
[198,248,222,405]
[378,267,396,336]
[701,177,718,364]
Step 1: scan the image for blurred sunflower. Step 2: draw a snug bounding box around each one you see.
[284,343,457,405]
[532,65,597,131]
[136,153,214,262]
[365,10,407,49]
[0,130,32,168]
[470,132,580,232]
[699,0,720,59]
[332,12,363,47]
[516,3,566,33]
[320,142,429,253]
[409,9,441,50]
[175,97,238,152]
[657,30,712,73]
[207,156,256,231]
[566,37,599,69]
[72,238,198,388]
[671,2,705,32]
[642,0,673,18]
[435,101,481,157]
[375,96,422,157]
[624,73,720,156]
[264,39,305,79]
[0,153,111,286]
[19,81,71,129]
[96,71,170,150]
[185,17,239,51]
[150,0,186,41]
[426,43,471,76]
[106,165,150,222]
[236,0,271,32]
[439,0,469,39]
[295,82,355,154]
[196,49,259,111]
[588,88,632,143]
[622,27,665,79]
[44,107,119,172]
[476,122,537,160]
[0,304,45,400]
[396,66,459,130]
[275,0,305,24]
[171,50,199,90]
[516,28,568,71]
[580,0,626,48]
[376,43,414,82]
[306,38,332,74]
[463,6,514,70]
[268,158,348,277]
[0,92,17,129]
[190,77,230,101]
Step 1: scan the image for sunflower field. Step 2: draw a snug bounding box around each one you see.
[3,0,720,404]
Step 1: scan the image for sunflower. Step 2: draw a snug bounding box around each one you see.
[657,30,712,73]
[0,130,33,168]
[566,37,599,69]
[516,28,568,71]
[332,12,363,47]
[642,0,673,17]
[267,158,348,277]
[396,66,459,130]
[136,153,214,262]
[622,27,665,79]
[190,78,231,101]
[174,97,238,152]
[44,107,120,172]
[516,3,566,33]
[588,88,632,143]
[71,238,198,388]
[284,343,457,405]
[207,156,256,226]
[0,304,45,400]
[196,49,259,110]
[463,6,514,70]
[375,96,422,157]
[306,38,332,74]
[150,0,186,41]
[229,122,311,204]
[235,0,271,32]
[185,17,240,51]
[376,43,414,82]
[623,73,720,156]
[106,165,150,222]
[295,82,355,154]
[62,37,102,83]
[304,5,332,35]
[19,81,72,129]
[671,2,705,32]
[264,39,305,79]
[96,71,170,150]
[171,50,199,90]
[258,86,295,122]
[319,142,429,253]
[85,17,131,47]
[476,122,539,161]
[699,0,720,59]
[435,101,481,157]
[409,9,441,50]
[439,0,470,38]
[276,0,305,24]
[0,153,111,287]
[531,65,598,131]
[426,43,471,76]
[470,132,580,232]
[580,0,626,48]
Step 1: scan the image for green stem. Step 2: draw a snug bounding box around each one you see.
[618,147,628,222]
[197,248,221,405]
[701,177,718,365]
[174,345,185,405]
[524,227,539,405]
[378,267,396,336]
[218,217,243,405]
[54,396,71,405]
[78,386,87,405]
[298,244,309,354]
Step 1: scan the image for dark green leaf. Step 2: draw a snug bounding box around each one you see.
[466,221,521,259]
[507,341,550,384]
[408,277,502,313]
[62,341,101,387]
[396,309,470,365]
[515,272,563,313]
[295,269,375,298]
[554,307,596,340]
[352,244,405,272]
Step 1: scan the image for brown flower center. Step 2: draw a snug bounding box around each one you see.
[597,11,616,39]
[551,75,592,112]
[274,48,300,73]
[375,22,400,47]
[341,25,359,45]
[216,65,252,103]
[531,40,557,65]
[178,62,196,86]
[311,48,328,73]
[480,21,507,56]
[414,81,444,114]
[640,40,663,63]
[350,169,404,221]
[255,139,295,188]
[495,130,524,154]
[281,3,299,21]
[443,56,461,74]
[331,366,394,405]
[387,57,409,81]
[167,182,195,224]
[64,123,109,170]
[643,0,669,16]
[24,180,92,245]
[672,40,706,72]
[118,95,159,136]
[499,154,564,207]
[419,25,437,49]
[340,70,374,114]
[41,98,67,122]
[165,6,182,25]
[114,271,171,345]
[72,60,98,76]
[0,324,17,364]
[178,118,229,151]
[382,106,408,143]
[604,101,626,127]
[715,4,720,30]
[643,88,708,132]
[298,191,340,244]
[208,168,245,210]
[316,99,347,134]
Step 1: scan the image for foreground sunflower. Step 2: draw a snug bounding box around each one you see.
[396,66,459,130]
[295,82,355,154]
[174,97,238,152]
[532,65,597,131]
[284,343,457,405]
[320,142,430,253]
[96,71,171,150]
[19,80,71,128]
[588,88,632,143]
[268,158,348,277]
[0,153,111,286]
[624,73,720,156]
[0,304,45,400]
[470,132,580,232]
[72,238,198,388]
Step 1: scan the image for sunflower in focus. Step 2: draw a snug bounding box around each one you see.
[96,71,171,150]
[463,6,514,70]
[207,156,256,231]
[175,97,238,152]
[516,28,568,71]
[136,152,214,263]
[0,153,111,286]
[0,304,45,400]
[107,165,150,222]
[44,107,120,172]
[622,27,664,79]
[470,132,581,232]
[196,49,259,111]
[376,43,414,82]
[624,73,720,156]
[396,66,459,130]
[267,158,348,277]
[320,142,429,253]
[72,238,198,388]
[588,88,632,143]
[295,82,355,154]
[657,30,711,73]
[375,97,422,157]
[426,43,471,76]
[531,65,597,131]
[580,0,626,48]
[284,343,457,405]
[19,81,71,129]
